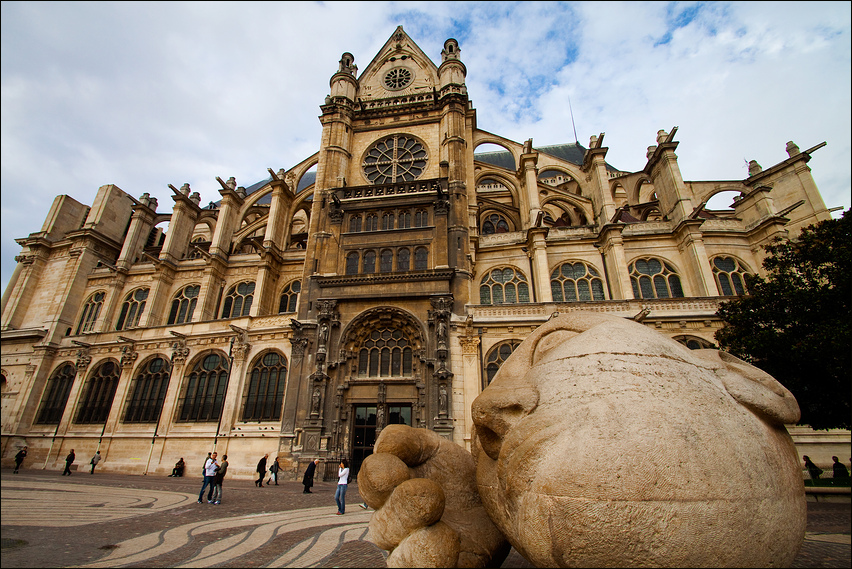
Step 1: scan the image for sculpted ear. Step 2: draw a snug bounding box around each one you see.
[694,349,800,425]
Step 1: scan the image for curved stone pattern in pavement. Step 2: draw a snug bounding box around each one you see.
[2,478,376,568]
[69,508,374,568]
[1,479,197,527]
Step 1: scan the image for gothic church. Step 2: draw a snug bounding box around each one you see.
[0,27,835,479]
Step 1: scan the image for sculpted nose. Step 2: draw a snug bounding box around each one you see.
[472,383,538,461]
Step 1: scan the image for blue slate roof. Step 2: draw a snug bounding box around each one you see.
[475,142,620,173]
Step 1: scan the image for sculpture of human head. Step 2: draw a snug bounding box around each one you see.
[470,312,805,567]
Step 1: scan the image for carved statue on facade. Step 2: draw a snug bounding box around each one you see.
[358,312,806,568]
[318,323,330,349]
[311,387,322,415]
[438,384,448,415]
[436,319,447,347]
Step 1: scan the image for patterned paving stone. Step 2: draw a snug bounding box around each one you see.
[1,469,848,568]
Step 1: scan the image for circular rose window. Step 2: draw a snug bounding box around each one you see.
[362,135,427,184]
[384,67,413,91]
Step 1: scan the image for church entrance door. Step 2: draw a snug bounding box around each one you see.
[351,404,412,478]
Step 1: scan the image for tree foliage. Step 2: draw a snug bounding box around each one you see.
[715,210,851,430]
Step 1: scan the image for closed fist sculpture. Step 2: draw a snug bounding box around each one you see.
[358,312,806,567]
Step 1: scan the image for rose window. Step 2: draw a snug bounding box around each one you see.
[384,67,413,90]
[362,135,427,184]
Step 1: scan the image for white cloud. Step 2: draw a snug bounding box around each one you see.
[2,1,849,293]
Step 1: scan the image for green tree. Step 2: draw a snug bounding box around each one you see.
[715,210,851,430]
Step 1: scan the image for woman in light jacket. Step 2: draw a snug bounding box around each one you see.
[335,459,350,515]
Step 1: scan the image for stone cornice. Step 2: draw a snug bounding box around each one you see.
[316,269,454,288]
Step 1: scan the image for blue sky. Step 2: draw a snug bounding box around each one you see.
[2,1,850,294]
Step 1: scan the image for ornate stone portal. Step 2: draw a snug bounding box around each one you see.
[358,312,806,568]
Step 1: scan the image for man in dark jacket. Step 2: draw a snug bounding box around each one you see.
[255,454,268,487]
[302,459,320,493]
[63,449,75,475]
[14,446,27,473]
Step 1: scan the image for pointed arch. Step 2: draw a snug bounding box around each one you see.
[341,308,425,379]
[177,350,230,422]
[340,307,426,357]
[124,355,171,423]
[474,171,522,211]
[241,350,288,422]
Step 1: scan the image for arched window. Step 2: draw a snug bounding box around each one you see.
[242,351,287,421]
[35,363,76,424]
[482,213,510,235]
[551,262,606,302]
[221,281,255,318]
[397,248,410,271]
[381,212,395,230]
[365,214,379,232]
[399,210,411,229]
[349,215,362,233]
[168,285,200,325]
[414,247,428,270]
[178,352,229,422]
[346,252,360,275]
[712,256,751,296]
[75,360,120,424]
[363,251,377,274]
[414,210,429,228]
[674,336,716,350]
[358,328,413,378]
[380,249,393,272]
[485,340,521,384]
[116,288,149,330]
[187,236,209,260]
[124,357,170,423]
[278,280,302,313]
[629,258,684,299]
[76,291,105,334]
[480,268,530,304]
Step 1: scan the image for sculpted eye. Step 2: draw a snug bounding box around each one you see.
[532,330,579,365]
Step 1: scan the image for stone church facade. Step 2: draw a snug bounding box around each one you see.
[0,27,839,480]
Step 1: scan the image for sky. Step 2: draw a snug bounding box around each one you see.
[2,1,850,295]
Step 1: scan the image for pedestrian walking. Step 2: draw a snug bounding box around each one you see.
[803,455,823,481]
[255,453,268,487]
[90,451,101,474]
[302,458,320,493]
[63,449,76,475]
[197,452,218,503]
[13,446,27,473]
[211,455,228,505]
[335,459,349,515]
[832,456,849,479]
[267,457,280,485]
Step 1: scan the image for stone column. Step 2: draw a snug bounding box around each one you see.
[458,324,481,452]
[597,226,632,300]
[156,336,191,436]
[208,186,244,259]
[676,224,716,297]
[520,142,541,228]
[219,330,251,436]
[116,196,158,270]
[159,186,201,265]
[528,227,552,303]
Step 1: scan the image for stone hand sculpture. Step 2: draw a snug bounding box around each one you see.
[358,312,806,568]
